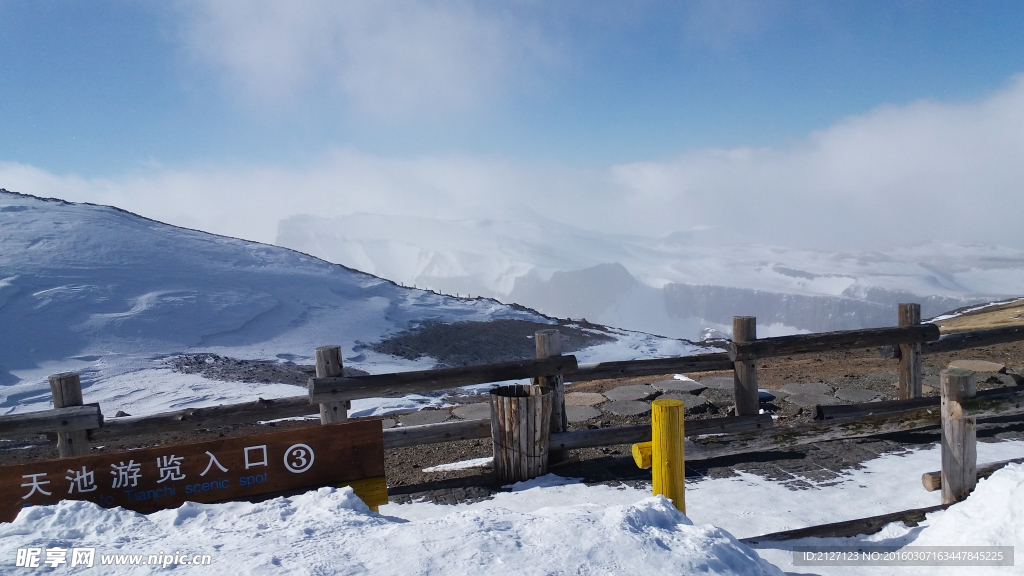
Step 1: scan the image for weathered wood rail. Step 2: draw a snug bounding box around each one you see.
[308,356,578,403]
[727,323,941,361]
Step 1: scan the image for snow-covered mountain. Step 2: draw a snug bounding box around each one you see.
[277,211,1024,339]
[0,191,699,417]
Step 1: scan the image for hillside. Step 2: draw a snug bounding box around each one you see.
[932,297,1024,333]
[0,190,700,417]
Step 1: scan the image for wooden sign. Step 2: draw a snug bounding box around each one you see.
[0,420,385,522]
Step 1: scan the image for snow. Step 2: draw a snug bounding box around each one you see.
[421,456,493,473]
[0,487,782,575]
[0,192,702,418]
[4,443,1023,574]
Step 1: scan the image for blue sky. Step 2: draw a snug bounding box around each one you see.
[2,1,1024,249]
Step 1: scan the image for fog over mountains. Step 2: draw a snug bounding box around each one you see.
[277,210,1024,340]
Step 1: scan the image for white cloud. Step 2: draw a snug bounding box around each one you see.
[3,74,1023,250]
[176,0,550,121]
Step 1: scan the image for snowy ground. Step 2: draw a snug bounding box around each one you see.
[3,442,1021,574]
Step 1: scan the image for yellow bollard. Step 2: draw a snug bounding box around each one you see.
[651,398,685,513]
[631,441,652,469]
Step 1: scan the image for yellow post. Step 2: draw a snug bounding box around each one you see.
[651,398,685,513]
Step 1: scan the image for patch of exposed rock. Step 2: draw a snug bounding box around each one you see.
[370,319,616,367]
[168,353,367,386]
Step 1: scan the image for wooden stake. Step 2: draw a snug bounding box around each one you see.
[898,303,923,399]
[941,368,977,504]
[48,372,90,457]
[651,398,685,513]
[533,329,565,433]
[732,317,759,416]
[534,329,567,464]
[315,345,349,424]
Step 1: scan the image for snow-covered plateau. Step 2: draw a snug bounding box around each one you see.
[278,211,1024,339]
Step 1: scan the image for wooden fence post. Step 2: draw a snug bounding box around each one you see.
[651,398,686,513]
[315,345,349,424]
[732,317,759,416]
[941,368,977,504]
[899,303,923,399]
[533,329,565,434]
[49,372,90,457]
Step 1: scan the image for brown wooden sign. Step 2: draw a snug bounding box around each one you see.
[0,420,384,522]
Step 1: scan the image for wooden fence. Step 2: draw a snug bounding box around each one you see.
[3,304,1023,504]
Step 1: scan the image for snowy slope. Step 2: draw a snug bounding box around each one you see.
[0,191,701,417]
[277,211,1024,338]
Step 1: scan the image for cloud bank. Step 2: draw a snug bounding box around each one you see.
[175,0,551,122]
[2,73,1023,250]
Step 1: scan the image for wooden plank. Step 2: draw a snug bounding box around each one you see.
[548,415,774,452]
[383,418,491,449]
[741,504,949,544]
[815,385,1024,420]
[733,317,759,416]
[950,390,1024,419]
[941,368,977,504]
[728,324,941,361]
[49,372,90,457]
[0,420,384,522]
[309,356,578,403]
[569,353,734,382]
[91,396,315,441]
[316,345,349,424]
[922,457,1024,492]
[0,405,102,437]
[898,303,923,400]
[923,325,1024,354]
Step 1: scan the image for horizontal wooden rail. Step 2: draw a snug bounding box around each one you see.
[950,390,1024,420]
[309,356,578,404]
[815,385,1024,420]
[383,414,773,451]
[728,324,940,361]
[923,325,1024,354]
[90,396,314,441]
[741,504,950,544]
[922,457,1024,492]
[568,352,733,382]
[548,415,774,452]
[0,405,102,436]
[689,391,1024,461]
[383,418,491,449]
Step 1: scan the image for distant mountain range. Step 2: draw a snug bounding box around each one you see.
[277,211,1024,339]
